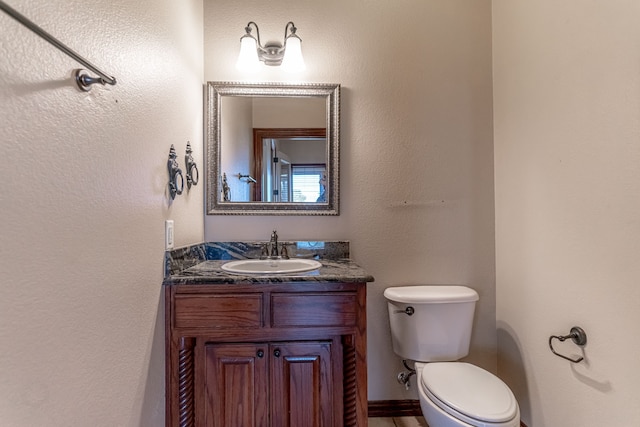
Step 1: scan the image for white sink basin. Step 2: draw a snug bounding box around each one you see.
[221,259,322,275]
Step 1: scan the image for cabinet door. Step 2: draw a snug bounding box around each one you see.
[205,343,269,427]
[270,341,334,427]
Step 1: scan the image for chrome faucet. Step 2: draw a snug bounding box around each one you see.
[260,230,290,259]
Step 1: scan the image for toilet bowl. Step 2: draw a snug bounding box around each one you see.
[416,362,519,427]
[384,285,520,427]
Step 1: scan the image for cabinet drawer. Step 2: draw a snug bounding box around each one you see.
[271,293,357,327]
[174,294,263,328]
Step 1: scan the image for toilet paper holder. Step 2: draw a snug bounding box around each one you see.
[549,326,587,363]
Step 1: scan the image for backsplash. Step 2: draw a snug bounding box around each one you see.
[164,241,350,278]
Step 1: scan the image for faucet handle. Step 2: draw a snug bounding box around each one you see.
[260,243,269,259]
[280,244,290,259]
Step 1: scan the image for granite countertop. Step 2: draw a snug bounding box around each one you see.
[163,258,374,285]
[163,241,374,286]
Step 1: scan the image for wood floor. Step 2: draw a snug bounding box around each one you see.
[368,417,428,427]
[370,415,528,427]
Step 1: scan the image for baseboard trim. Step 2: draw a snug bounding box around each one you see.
[369,400,528,427]
[368,400,422,417]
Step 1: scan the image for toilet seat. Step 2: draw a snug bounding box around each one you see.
[420,362,518,426]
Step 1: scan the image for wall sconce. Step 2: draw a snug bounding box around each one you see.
[236,21,305,72]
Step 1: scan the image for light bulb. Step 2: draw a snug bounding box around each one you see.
[236,36,260,72]
[281,36,305,72]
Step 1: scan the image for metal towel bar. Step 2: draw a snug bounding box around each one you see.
[0,0,117,91]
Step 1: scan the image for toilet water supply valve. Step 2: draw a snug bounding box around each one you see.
[393,307,415,390]
[397,360,416,390]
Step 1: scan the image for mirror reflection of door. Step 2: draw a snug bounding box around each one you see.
[253,128,327,202]
[277,159,291,202]
[260,140,292,202]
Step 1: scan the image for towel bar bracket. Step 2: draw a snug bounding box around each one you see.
[74,69,110,91]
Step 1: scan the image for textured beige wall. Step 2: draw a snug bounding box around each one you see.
[1,0,498,421]
[203,0,495,400]
[493,1,640,425]
[221,96,253,201]
[0,0,204,425]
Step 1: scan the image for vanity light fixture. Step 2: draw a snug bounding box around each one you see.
[236,21,305,72]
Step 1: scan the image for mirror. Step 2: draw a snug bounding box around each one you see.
[206,82,340,215]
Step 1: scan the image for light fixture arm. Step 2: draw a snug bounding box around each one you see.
[283,21,297,44]
[243,21,262,48]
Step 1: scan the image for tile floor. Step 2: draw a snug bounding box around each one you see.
[368,416,429,427]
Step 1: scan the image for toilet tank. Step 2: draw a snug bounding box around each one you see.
[384,285,479,362]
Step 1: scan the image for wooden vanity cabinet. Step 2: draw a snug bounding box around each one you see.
[165,281,367,427]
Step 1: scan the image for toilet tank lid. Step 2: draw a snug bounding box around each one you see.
[384,285,479,304]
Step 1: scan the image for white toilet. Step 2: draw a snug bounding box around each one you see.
[384,285,520,427]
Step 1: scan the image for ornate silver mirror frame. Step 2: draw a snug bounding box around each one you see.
[206,81,340,215]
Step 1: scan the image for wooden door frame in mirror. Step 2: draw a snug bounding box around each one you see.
[252,128,327,202]
[206,81,340,215]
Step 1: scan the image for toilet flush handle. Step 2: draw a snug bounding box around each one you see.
[394,306,414,316]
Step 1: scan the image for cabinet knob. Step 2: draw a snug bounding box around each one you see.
[273,349,281,357]
[257,349,264,358]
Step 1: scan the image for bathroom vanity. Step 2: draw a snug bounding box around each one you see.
[163,242,373,427]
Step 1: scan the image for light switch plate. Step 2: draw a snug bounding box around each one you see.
[165,220,174,250]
